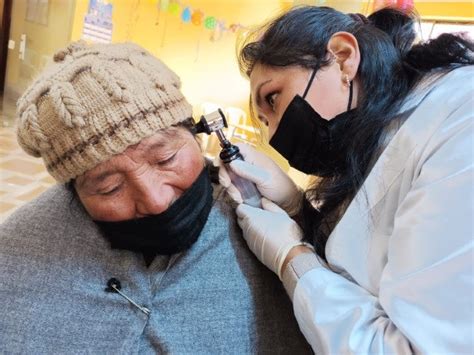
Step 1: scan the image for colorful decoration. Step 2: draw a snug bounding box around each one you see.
[191,10,204,26]
[210,20,226,41]
[373,0,414,12]
[181,7,191,23]
[398,0,414,11]
[204,16,216,30]
[229,24,241,33]
[156,0,248,45]
[159,0,169,11]
[168,2,180,15]
[157,1,247,42]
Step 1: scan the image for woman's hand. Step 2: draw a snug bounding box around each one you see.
[215,143,303,216]
[236,198,313,278]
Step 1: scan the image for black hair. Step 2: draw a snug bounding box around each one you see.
[238,6,474,261]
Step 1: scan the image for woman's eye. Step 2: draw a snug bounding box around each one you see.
[265,93,278,109]
[156,153,177,166]
[99,185,121,196]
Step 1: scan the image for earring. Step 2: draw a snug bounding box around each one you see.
[344,74,351,87]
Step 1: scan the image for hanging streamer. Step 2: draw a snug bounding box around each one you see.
[168,2,180,15]
[210,20,226,42]
[156,0,247,41]
[160,0,169,11]
[204,16,216,30]
[191,10,204,26]
[181,7,191,22]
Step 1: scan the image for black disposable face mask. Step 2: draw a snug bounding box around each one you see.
[269,69,355,176]
[94,167,213,256]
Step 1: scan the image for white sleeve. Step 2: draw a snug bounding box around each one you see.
[283,98,474,354]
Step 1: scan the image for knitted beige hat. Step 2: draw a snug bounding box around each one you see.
[16,42,193,182]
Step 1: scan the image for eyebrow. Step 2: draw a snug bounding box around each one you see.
[77,170,118,189]
[76,134,181,189]
[254,79,272,107]
[148,141,167,152]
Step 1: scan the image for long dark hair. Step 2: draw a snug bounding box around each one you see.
[238,6,474,261]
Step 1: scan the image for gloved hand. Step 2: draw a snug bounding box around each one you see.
[214,143,303,216]
[236,198,313,279]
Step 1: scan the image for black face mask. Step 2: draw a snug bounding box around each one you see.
[94,167,213,256]
[269,69,355,176]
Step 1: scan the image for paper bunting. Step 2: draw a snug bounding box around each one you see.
[168,2,180,15]
[191,10,204,26]
[158,0,247,40]
[160,0,169,11]
[204,16,216,30]
[181,7,191,22]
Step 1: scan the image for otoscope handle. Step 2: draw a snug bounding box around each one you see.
[220,146,262,208]
[227,160,262,208]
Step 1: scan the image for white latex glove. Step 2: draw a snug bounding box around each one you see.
[236,198,312,279]
[214,143,303,216]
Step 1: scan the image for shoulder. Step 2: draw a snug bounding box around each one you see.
[1,184,82,227]
[209,181,238,229]
[433,65,474,87]
[413,66,473,148]
[389,66,473,190]
[207,160,236,216]
[395,66,473,148]
[428,66,474,104]
[0,184,96,249]
[403,66,474,113]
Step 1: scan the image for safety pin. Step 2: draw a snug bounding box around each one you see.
[106,278,151,316]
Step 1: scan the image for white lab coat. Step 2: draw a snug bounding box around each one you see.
[282,66,474,354]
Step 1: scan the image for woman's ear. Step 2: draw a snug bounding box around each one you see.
[327,32,360,81]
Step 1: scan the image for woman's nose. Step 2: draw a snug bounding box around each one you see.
[134,178,174,217]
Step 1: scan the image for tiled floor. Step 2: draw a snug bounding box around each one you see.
[0,126,55,223]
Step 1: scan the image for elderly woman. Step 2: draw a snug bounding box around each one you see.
[0,42,311,353]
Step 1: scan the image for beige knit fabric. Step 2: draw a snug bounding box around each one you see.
[16,42,193,182]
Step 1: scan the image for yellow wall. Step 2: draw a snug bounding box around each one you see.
[71,0,292,111]
[70,0,295,170]
[296,0,473,19]
[411,2,473,20]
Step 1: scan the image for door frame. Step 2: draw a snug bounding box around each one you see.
[0,0,13,95]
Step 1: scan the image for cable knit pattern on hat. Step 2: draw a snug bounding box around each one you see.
[16,42,193,182]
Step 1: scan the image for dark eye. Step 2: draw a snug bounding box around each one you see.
[265,93,278,109]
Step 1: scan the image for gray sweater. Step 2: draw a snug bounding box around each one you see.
[0,183,311,354]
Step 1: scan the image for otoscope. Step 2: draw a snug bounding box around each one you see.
[193,109,262,208]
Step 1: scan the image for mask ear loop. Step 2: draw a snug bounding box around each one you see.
[347,79,353,111]
[302,69,318,99]
[303,68,353,110]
